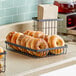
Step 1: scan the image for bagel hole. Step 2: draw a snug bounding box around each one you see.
[39,43,45,49]
[56,41,61,46]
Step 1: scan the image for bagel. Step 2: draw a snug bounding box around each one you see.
[28,31,35,37]
[0,47,4,59]
[33,31,44,38]
[16,34,25,51]
[21,35,31,53]
[6,32,16,47]
[31,38,49,57]
[6,31,16,42]
[23,30,32,35]
[11,32,23,50]
[48,35,65,54]
[26,37,34,55]
[38,34,45,39]
[44,35,49,43]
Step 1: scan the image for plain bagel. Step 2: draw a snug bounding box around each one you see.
[23,30,32,35]
[0,47,4,59]
[26,37,34,55]
[16,34,25,51]
[21,35,31,53]
[31,38,49,57]
[6,31,16,48]
[6,31,16,42]
[11,32,23,50]
[48,35,65,54]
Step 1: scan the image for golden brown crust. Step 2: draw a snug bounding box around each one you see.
[31,38,48,50]
[16,34,24,45]
[33,31,44,38]
[21,35,31,53]
[48,35,65,54]
[26,37,34,55]
[11,33,22,44]
[31,38,49,57]
[11,32,23,50]
[16,34,25,50]
[6,32,16,48]
[0,47,4,59]
[38,34,45,39]
[21,35,31,47]
[28,31,35,37]
[44,35,49,43]
[6,31,16,42]
[23,30,32,35]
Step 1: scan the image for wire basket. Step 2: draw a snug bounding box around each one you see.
[0,51,6,73]
[32,17,63,35]
[5,41,67,57]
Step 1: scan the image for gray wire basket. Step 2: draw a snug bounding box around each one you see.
[5,41,67,57]
[32,17,63,35]
[0,51,6,73]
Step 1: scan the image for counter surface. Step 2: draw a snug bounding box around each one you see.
[0,41,76,76]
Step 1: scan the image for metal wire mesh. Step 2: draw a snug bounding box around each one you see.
[33,17,63,35]
[0,51,6,73]
[5,41,67,56]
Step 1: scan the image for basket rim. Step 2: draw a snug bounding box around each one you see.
[32,17,63,22]
[5,41,67,52]
[0,51,6,55]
